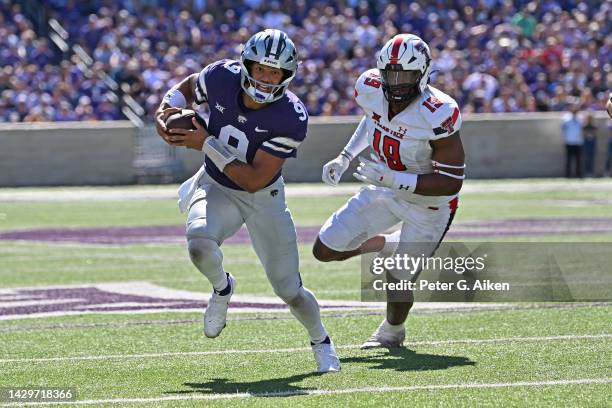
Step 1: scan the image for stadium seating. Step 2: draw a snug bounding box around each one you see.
[1,0,609,122]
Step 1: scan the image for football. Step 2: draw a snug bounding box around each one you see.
[165,109,207,130]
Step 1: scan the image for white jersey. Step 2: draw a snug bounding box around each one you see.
[354,68,462,207]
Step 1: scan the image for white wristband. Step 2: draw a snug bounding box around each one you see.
[340,150,353,161]
[392,172,418,193]
[162,88,187,108]
[203,137,237,172]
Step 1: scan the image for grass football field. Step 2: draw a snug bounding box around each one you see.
[0,179,610,407]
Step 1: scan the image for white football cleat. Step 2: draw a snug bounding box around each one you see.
[361,320,405,349]
[311,336,341,373]
[203,273,236,338]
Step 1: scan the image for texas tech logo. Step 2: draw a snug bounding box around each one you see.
[440,116,455,134]
[433,107,460,136]
[413,39,430,59]
[441,107,460,134]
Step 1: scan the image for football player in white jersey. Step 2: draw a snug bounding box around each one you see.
[313,34,465,349]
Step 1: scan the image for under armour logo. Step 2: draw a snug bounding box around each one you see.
[270,189,279,197]
[215,102,226,114]
[372,112,381,122]
[398,184,411,190]
[238,115,247,123]
[398,126,408,135]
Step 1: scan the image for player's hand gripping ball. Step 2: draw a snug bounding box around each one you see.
[165,109,207,130]
[165,109,209,150]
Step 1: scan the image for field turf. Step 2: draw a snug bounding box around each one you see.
[0,179,610,407]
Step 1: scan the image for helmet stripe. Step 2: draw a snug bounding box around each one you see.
[267,30,282,59]
[271,31,279,57]
[265,32,275,57]
[389,36,404,64]
[276,32,287,58]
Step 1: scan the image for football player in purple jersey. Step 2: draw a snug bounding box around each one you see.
[154,29,339,372]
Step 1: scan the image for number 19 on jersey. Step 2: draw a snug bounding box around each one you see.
[372,129,406,171]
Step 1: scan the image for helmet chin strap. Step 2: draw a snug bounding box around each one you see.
[244,75,283,103]
[249,86,273,103]
[384,87,419,119]
[383,86,420,106]
[244,77,276,104]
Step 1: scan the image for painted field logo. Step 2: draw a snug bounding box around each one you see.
[0,282,378,320]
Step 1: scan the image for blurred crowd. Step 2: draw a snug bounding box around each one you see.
[1,0,610,122]
[0,2,122,122]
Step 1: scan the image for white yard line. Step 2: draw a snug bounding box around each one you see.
[1,302,608,333]
[1,333,609,364]
[1,378,610,406]
[2,179,612,201]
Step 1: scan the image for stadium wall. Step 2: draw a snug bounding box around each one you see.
[0,113,609,186]
[0,121,135,186]
[180,112,612,181]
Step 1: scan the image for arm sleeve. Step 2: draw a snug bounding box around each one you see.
[341,115,369,160]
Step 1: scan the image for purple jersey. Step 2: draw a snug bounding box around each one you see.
[194,59,308,190]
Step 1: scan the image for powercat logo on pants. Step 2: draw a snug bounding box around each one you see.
[0,282,379,320]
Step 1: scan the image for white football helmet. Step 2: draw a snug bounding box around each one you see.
[240,29,298,104]
[377,34,432,104]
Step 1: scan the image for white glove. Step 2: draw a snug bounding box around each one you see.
[353,156,418,193]
[353,157,394,187]
[322,154,350,186]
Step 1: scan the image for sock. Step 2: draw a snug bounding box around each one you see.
[311,336,331,346]
[215,273,231,296]
[381,319,405,334]
[287,287,328,344]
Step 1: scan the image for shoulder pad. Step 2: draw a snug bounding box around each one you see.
[195,59,241,104]
[261,93,308,159]
[204,59,240,78]
[283,91,309,128]
[419,88,462,138]
[354,68,382,101]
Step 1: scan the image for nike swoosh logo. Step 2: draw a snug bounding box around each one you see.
[255,127,268,133]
